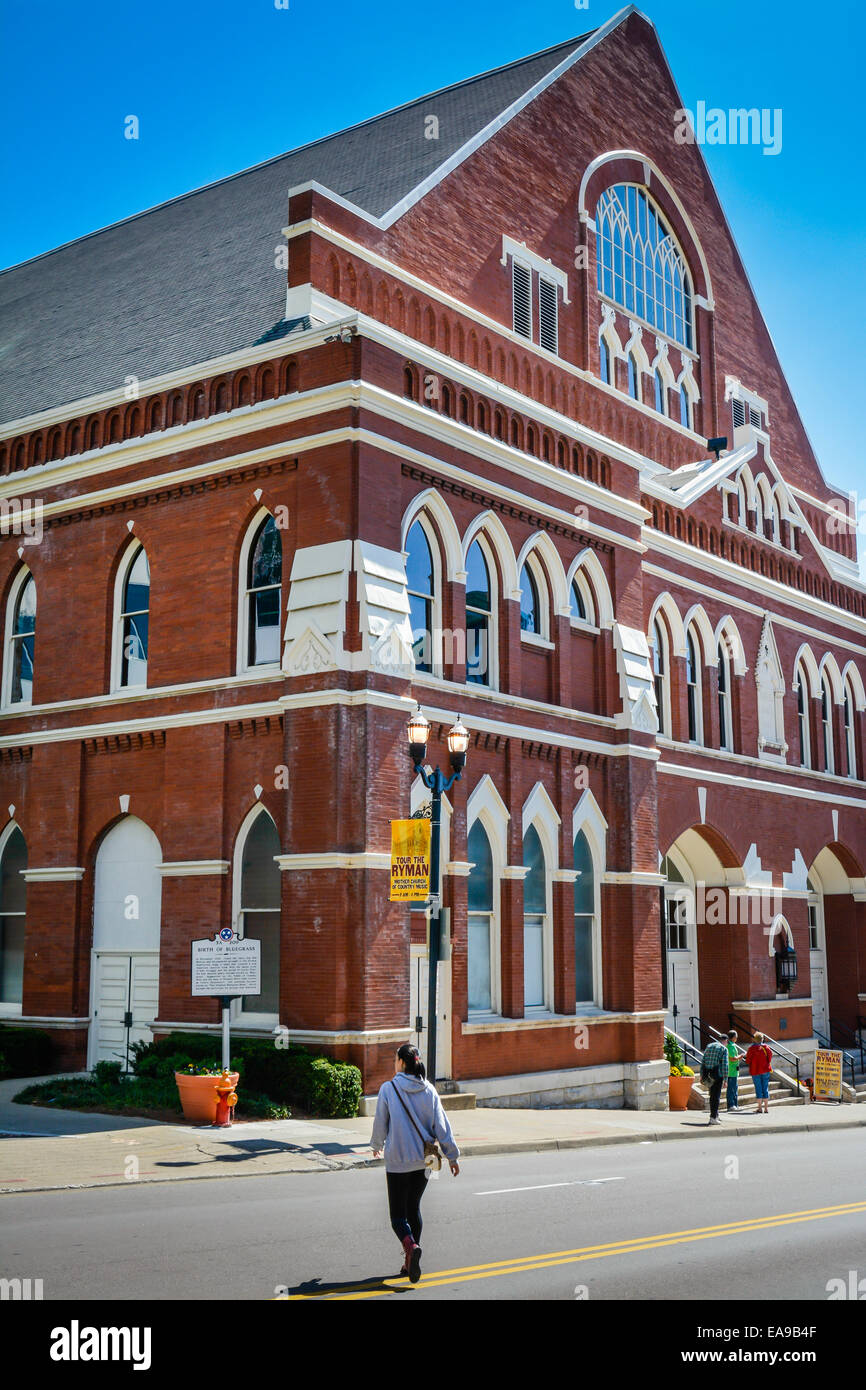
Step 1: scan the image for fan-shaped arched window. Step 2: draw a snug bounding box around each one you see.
[571,577,587,622]
[596,183,694,349]
[119,547,150,688]
[522,825,547,1009]
[0,824,26,1007]
[467,820,494,1013]
[6,572,36,706]
[245,516,282,667]
[466,540,492,687]
[236,810,281,1018]
[406,520,434,674]
[573,830,595,1005]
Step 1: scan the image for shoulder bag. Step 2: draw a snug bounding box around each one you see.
[390,1081,443,1171]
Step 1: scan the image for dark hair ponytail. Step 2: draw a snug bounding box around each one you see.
[397,1042,426,1080]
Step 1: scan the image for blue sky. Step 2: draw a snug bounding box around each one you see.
[2,0,863,564]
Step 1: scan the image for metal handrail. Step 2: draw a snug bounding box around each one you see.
[687,1015,747,1073]
[727,1011,802,1093]
[814,1028,857,1093]
[828,1018,866,1074]
[666,1029,704,1073]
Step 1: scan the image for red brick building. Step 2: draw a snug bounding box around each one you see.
[1,7,864,1107]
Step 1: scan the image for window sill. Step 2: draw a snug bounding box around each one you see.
[520,632,554,650]
[463,1008,611,1034]
[570,618,600,635]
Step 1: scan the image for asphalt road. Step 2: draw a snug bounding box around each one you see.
[2,1128,864,1302]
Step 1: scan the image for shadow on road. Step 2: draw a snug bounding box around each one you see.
[286,1273,411,1298]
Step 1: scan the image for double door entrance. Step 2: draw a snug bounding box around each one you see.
[88,952,159,1070]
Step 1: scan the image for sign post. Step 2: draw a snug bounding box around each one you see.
[812,1048,843,1103]
[191,928,262,1072]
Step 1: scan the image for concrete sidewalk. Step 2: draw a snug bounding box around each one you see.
[1,1074,863,1195]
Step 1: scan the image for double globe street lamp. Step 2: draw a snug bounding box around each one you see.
[407,709,470,1081]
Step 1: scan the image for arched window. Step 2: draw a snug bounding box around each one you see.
[679,383,691,429]
[519,562,541,635]
[573,830,595,1005]
[737,476,749,527]
[406,520,434,674]
[717,640,732,751]
[571,577,587,622]
[5,572,36,706]
[465,539,492,687]
[236,810,281,1019]
[245,515,282,668]
[627,353,640,402]
[522,825,546,1009]
[754,489,764,538]
[599,336,610,385]
[844,681,857,779]
[467,820,494,1014]
[595,183,693,349]
[118,547,150,689]
[652,618,669,737]
[821,674,834,773]
[686,629,702,743]
[0,824,26,1007]
[654,370,666,415]
[796,663,811,768]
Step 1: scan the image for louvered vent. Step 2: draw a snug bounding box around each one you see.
[512,261,532,339]
[732,399,746,428]
[539,277,558,354]
[749,405,762,429]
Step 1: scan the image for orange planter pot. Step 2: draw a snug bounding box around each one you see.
[668,1075,695,1111]
[175,1072,240,1124]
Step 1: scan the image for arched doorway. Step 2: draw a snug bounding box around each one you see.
[88,816,162,1069]
[661,846,698,1036]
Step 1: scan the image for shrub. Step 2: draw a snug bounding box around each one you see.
[0,1026,55,1078]
[93,1060,124,1085]
[132,1033,361,1117]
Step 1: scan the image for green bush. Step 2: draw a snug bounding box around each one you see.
[664,1032,684,1074]
[93,1060,124,1086]
[131,1032,361,1118]
[0,1025,55,1078]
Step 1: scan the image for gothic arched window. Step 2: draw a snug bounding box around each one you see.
[596,183,694,349]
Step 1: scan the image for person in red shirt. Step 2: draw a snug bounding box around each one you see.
[745,1032,773,1113]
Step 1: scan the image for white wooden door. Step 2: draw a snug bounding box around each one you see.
[810,959,827,1038]
[664,890,698,1037]
[89,952,159,1070]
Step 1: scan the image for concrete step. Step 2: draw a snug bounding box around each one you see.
[439,1092,476,1111]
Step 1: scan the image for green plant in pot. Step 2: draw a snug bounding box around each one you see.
[665,1032,695,1110]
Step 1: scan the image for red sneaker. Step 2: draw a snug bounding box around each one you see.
[402,1234,422,1284]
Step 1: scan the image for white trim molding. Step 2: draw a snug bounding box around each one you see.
[157,860,230,877]
[21,866,85,882]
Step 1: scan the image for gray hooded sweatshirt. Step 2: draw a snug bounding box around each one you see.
[370,1071,460,1174]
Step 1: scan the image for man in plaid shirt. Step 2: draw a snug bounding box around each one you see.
[701,1038,729,1125]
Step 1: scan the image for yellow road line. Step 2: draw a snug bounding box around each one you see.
[282,1199,866,1300]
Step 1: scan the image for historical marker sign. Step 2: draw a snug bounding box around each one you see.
[191,931,261,998]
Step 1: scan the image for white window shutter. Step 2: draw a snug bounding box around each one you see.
[538,277,558,354]
[512,261,531,339]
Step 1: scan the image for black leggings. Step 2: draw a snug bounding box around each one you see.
[386,1169,428,1244]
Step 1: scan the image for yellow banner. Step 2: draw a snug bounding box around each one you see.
[390,819,431,901]
[813,1049,843,1101]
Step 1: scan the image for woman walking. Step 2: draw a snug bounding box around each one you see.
[745,1032,773,1113]
[370,1043,460,1283]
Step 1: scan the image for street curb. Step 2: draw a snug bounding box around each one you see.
[3,1112,863,1195]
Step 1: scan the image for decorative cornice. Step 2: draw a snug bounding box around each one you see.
[275,852,390,871]
[157,860,230,877]
[21,866,85,882]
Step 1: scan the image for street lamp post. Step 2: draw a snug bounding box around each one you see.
[407,709,469,1083]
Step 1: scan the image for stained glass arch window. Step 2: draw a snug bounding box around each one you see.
[596,184,694,349]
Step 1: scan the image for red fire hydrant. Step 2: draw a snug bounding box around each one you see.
[214,1073,238,1128]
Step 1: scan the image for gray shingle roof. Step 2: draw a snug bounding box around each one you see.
[0,35,591,427]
